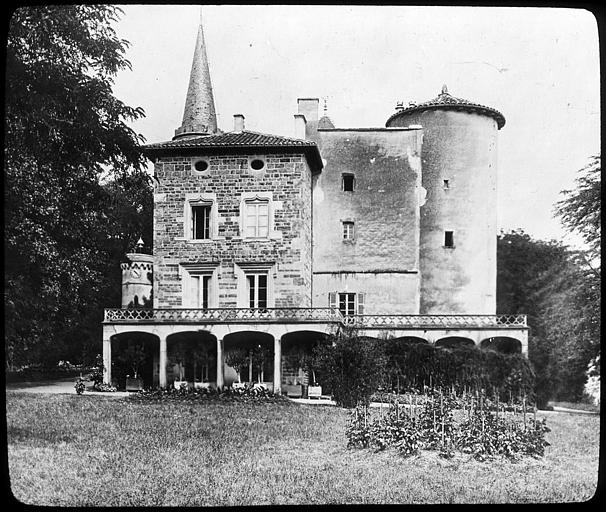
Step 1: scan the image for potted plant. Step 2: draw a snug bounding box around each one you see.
[121,342,146,391]
[192,345,214,389]
[301,352,322,399]
[224,348,248,387]
[252,344,272,385]
[171,340,190,390]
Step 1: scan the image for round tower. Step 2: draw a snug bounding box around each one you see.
[121,239,153,308]
[386,85,505,314]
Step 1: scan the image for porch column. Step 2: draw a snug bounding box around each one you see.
[159,335,167,388]
[273,336,282,395]
[216,338,224,389]
[103,334,112,385]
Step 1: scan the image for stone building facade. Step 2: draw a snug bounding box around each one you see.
[102,18,528,393]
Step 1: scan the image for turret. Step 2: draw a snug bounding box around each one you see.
[121,238,153,308]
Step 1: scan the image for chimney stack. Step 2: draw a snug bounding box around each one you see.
[294,114,307,139]
[233,114,245,132]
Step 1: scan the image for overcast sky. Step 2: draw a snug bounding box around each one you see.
[112,5,600,247]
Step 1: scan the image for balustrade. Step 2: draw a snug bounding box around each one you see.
[103,308,527,328]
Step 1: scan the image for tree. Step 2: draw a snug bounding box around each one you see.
[552,155,601,396]
[555,156,601,262]
[5,6,147,369]
[497,230,570,407]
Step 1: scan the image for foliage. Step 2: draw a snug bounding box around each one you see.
[93,383,117,392]
[496,229,599,407]
[4,5,150,370]
[74,377,86,395]
[346,391,550,461]
[554,155,601,260]
[132,383,293,404]
[313,329,387,407]
[89,354,105,388]
[380,340,535,402]
[224,348,250,381]
[117,342,146,379]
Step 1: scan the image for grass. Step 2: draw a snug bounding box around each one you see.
[6,391,600,505]
[548,401,600,413]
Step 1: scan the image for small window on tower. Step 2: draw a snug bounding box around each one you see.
[343,221,355,241]
[443,179,450,189]
[342,174,355,192]
[444,230,454,248]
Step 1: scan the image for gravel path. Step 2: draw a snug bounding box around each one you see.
[6,377,129,397]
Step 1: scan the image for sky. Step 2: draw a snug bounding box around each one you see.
[112,5,600,248]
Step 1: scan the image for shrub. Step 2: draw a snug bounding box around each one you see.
[313,329,387,408]
[131,384,293,404]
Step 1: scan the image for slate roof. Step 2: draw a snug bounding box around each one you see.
[143,130,323,172]
[386,85,506,130]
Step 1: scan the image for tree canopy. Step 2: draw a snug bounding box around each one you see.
[497,155,601,406]
[555,155,601,260]
[5,6,151,369]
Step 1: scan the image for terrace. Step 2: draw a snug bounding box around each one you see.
[103,308,527,329]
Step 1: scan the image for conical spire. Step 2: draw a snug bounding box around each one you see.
[174,10,217,139]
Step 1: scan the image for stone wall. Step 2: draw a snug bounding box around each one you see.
[387,109,498,314]
[153,152,313,308]
[311,128,423,313]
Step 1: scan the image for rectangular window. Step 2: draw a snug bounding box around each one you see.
[191,274,212,308]
[338,292,356,316]
[330,292,365,315]
[343,221,355,240]
[443,179,450,189]
[244,200,269,238]
[192,205,211,239]
[247,273,268,308]
[342,174,355,192]
[445,230,454,247]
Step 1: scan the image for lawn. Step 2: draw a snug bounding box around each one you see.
[6,391,600,505]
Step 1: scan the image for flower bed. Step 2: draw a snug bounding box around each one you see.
[129,384,294,404]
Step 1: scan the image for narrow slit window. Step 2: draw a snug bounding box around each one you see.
[443,179,450,189]
[445,231,454,248]
[342,174,355,192]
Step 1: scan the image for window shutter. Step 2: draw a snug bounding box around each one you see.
[328,292,337,310]
[357,293,365,315]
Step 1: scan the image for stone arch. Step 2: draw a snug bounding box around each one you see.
[480,336,522,354]
[390,336,429,345]
[166,331,217,387]
[110,331,159,389]
[223,331,274,386]
[281,330,328,390]
[434,336,475,349]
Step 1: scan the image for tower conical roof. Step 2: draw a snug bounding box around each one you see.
[174,14,218,139]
